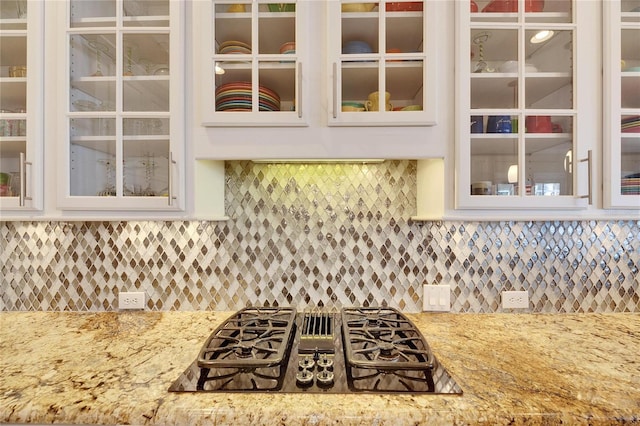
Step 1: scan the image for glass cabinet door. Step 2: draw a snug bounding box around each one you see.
[604,0,640,209]
[200,0,304,126]
[0,0,42,212]
[61,0,182,210]
[456,0,592,209]
[328,0,437,126]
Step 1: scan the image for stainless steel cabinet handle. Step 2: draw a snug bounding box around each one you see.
[297,62,303,119]
[19,152,32,207]
[579,149,592,205]
[168,151,177,206]
[332,62,338,119]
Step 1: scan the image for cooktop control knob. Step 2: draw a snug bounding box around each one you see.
[298,356,315,370]
[295,369,314,386]
[317,354,334,369]
[316,369,335,386]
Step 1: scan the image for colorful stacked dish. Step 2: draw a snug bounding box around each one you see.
[621,116,640,133]
[621,173,640,195]
[343,40,373,54]
[215,81,280,111]
[218,40,251,55]
[268,3,295,12]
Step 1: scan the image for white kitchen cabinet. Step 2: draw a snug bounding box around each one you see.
[199,0,437,128]
[455,0,600,211]
[192,0,448,160]
[199,0,306,127]
[603,0,640,209]
[326,0,438,126]
[0,0,44,214]
[54,0,185,212]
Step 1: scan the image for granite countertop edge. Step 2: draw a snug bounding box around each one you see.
[1,311,639,425]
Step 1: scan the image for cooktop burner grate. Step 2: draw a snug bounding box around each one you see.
[169,306,462,394]
[341,307,435,370]
[197,307,296,369]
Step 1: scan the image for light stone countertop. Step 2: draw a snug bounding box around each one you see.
[0,311,638,425]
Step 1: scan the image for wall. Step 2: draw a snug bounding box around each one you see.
[1,160,638,312]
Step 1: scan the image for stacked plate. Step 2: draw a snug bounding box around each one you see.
[621,173,640,195]
[621,116,640,133]
[215,81,281,112]
[218,40,251,55]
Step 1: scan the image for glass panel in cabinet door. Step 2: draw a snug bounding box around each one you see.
[71,117,115,139]
[384,0,423,54]
[620,131,640,196]
[258,2,295,55]
[70,0,116,28]
[123,0,170,27]
[524,29,572,109]
[258,61,289,113]
[0,135,25,198]
[215,2,252,56]
[386,59,423,112]
[69,34,116,112]
[524,131,573,197]
[122,33,169,77]
[470,0,517,22]
[341,61,379,111]
[214,61,252,112]
[621,28,640,109]
[470,136,518,196]
[524,0,572,24]
[341,1,379,54]
[0,0,27,21]
[622,0,640,23]
[124,117,169,137]
[122,33,170,112]
[0,34,27,111]
[69,139,116,196]
[123,140,169,197]
[470,29,518,109]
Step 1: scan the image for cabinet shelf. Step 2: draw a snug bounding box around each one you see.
[470,12,571,23]
[71,136,170,157]
[71,77,169,111]
[0,79,26,108]
[0,33,26,63]
[0,138,26,154]
[621,74,640,107]
[70,16,170,28]
[470,72,571,108]
[0,19,27,30]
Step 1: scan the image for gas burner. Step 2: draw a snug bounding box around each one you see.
[377,342,400,362]
[234,344,254,358]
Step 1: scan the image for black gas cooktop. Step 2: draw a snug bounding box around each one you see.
[169,307,462,394]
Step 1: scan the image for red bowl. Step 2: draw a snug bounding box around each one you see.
[526,116,552,133]
[386,2,423,11]
[482,0,544,12]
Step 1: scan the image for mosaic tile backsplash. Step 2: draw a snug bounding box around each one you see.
[1,161,638,313]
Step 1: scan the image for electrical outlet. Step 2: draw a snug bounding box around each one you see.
[502,290,529,309]
[118,291,146,310]
[423,284,451,312]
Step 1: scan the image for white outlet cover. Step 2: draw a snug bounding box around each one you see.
[502,290,529,309]
[423,284,451,312]
[118,291,146,310]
